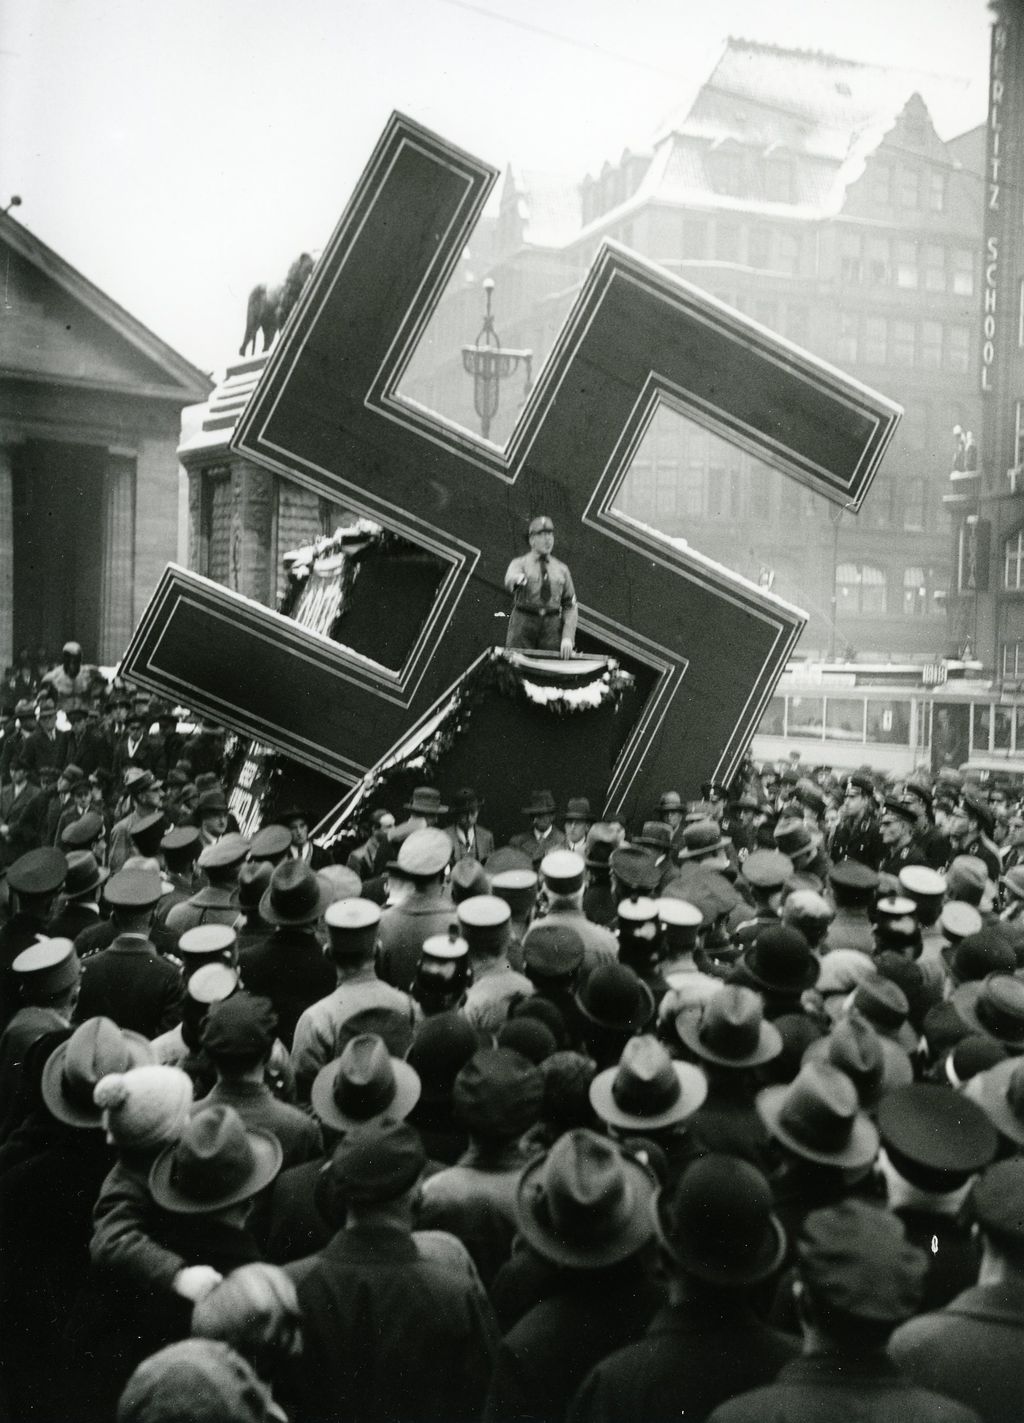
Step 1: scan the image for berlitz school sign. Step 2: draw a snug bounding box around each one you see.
[981,19,1007,395]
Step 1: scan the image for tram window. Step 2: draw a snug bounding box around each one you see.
[826,698,865,741]
[866,699,910,744]
[788,697,825,738]
[995,707,1013,752]
[973,704,992,752]
[761,697,786,736]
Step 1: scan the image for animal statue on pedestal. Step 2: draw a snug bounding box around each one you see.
[239,252,315,356]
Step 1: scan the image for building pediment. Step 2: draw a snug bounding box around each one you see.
[0,212,210,403]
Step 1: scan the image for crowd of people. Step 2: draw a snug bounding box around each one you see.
[3,652,1024,1422]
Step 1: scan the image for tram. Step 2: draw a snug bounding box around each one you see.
[751,660,1024,783]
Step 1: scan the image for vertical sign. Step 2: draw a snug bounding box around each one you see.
[981,19,1007,394]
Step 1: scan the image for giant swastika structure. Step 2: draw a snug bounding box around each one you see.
[122,113,900,822]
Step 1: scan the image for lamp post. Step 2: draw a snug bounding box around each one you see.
[461,278,532,441]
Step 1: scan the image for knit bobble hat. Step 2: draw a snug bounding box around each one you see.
[94,1065,194,1152]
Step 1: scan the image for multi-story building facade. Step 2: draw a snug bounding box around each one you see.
[403,39,985,661]
[946,5,1024,692]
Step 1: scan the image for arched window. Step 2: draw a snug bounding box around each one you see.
[837,563,887,614]
[1005,530,1024,591]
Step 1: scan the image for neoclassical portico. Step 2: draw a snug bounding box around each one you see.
[0,211,210,671]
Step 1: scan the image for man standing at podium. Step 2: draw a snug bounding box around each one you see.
[504,516,578,658]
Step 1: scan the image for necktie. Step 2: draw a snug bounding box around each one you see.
[539,554,551,606]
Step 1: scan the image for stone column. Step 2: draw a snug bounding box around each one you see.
[99,451,136,664]
[0,445,13,672]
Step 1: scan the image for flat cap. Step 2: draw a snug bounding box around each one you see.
[742,849,793,891]
[799,1200,925,1323]
[201,993,278,1060]
[523,922,585,978]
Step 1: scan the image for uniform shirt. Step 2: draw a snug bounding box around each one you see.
[504,552,578,639]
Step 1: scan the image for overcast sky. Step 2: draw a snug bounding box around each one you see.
[0,0,991,374]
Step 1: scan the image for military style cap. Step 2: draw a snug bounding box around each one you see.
[161,825,200,855]
[178,924,237,959]
[325,898,381,959]
[7,847,68,896]
[104,867,164,911]
[742,849,793,891]
[540,849,585,895]
[396,827,451,877]
[197,833,251,871]
[13,937,80,997]
[249,824,293,861]
[457,894,511,955]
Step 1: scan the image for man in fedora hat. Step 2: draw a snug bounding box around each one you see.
[562,797,592,858]
[510,790,568,867]
[504,514,578,657]
[711,1201,978,1423]
[388,786,449,848]
[377,828,456,993]
[679,985,782,1171]
[237,859,335,1049]
[445,787,495,865]
[657,790,687,853]
[484,1130,662,1423]
[632,822,676,893]
[570,1154,796,1423]
[589,1034,707,1182]
[109,771,165,873]
[0,1016,151,1419]
[291,898,416,1101]
[756,1060,879,1245]
[76,869,185,1038]
[45,849,108,942]
[287,1120,498,1423]
[0,755,44,867]
[892,1158,1024,1422]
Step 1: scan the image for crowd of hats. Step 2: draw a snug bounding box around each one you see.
[9,752,1024,1422]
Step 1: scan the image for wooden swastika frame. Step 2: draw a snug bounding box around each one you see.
[122,113,900,820]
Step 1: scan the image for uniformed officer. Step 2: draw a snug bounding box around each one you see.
[504,516,578,657]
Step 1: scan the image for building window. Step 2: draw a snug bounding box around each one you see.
[776,231,800,276]
[863,317,887,365]
[837,562,887,614]
[903,477,926,532]
[681,218,708,258]
[839,232,862,283]
[922,244,945,293]
[1003,642,1024,678]
[952,249,974,297]
[838,313,858,363]
[947,326,970,373]
[1005,530,1024,591]
[929,171,947,212]
[870,161,893,207]
[894,241,918,289]
[866,237,890,284]
[715,222,739,261]
[903,566,937,615]
[920,320,943,370]
[891,320,915,366]
[748,225,771,268]
[898,166,921,208]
